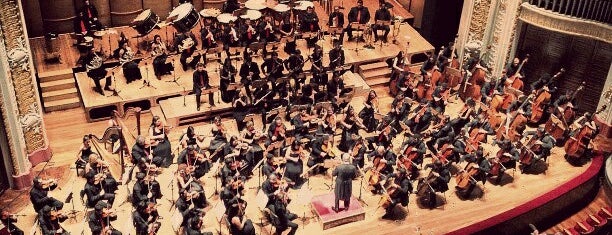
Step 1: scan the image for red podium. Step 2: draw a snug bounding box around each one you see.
[310,193,366,230]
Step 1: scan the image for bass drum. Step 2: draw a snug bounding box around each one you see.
[132,9,160,36]
[169,3,201,33]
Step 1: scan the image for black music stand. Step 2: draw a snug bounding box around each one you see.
[166,59,181,86]
[375,20,391,49]
[350,23,367,55]
[106,72,124,100]
[139,62,157,89]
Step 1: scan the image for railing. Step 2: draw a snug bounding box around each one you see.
[528,0,612,24]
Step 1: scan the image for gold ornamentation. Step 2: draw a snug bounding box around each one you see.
[518,3,612,43]
[0,0,46,154]
[468,0,492,41]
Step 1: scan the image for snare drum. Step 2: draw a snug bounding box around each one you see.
[132,9,160,36]
[169,3,201,32]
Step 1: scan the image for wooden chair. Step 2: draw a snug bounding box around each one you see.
[585,214,607,229]
[574,221,595,234]
[598,206,612,220]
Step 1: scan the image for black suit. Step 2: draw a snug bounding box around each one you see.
[132,210,159,235]
[83,181,116,208]
[328,11,345,28]
[332,163,358,210]
[89,212,122,235]
[373,8,392,40]
[346,6,370,38]
[29,185,63,213]
[267,197,298,235]
[193,69,214,109]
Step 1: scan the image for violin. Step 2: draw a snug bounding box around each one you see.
[49,210,67,221]
[39,178,58,189]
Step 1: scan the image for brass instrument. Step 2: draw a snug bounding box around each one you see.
[119,47,134,64]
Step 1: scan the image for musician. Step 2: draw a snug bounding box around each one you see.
[118,42,142,83]
[200,24,217,50]
[193,62,215,111]
[346,0,370,41]
[480,76,499,103]
[300,6,320,48]
[438,42,458,72]
[328,41,345,71]
[404,104,433,136]
[83,170,116,208]
[74,12,93,36]
[401,134,427,166]
[220,149,248,185]
[241,19,258,46]
[151,35,174,78]
[257,15,277,43]
[349,136,367,168]
[175,31,200,71]
[339,106,365,151]
[179,126,205,149]
[38,205,68,235]
[224,20,241,48]
[420,53,436,78]
[328,6,345,29]
[388,94,409,123]
[279,15,297,54]
[150,116,173,167]
[463,112,495,137]
[367,146,396,193]
[520,127,555,171]
[316,107,337,136]
[570,112,599,136]
[284,49,305,90]
[373,3,391,42]
[552,90,576,117]
[389,51,407,83]
[222,0,240,13]
[266,116,286,147]
[382,168,413,219]
[308,134,333,174]
[492,139,520,184]
[0,209,23,235]
[89,201,121,235]
[366,117,395,149]
[85,154,119,192]
[132,202,160,235]
[310,46,327,88]
[330,153,358,212]
[359,90,379,132]
[233,90,252,130]
[79,0,102,30]
[462,52,487,76]
[506,57,525,78]
[74,135,93,174]
[422,160,450,208]
[131,135,164,172]
[261,52,285,92]
[426,116,454,153]
[229,210,256,235]
[81,47,111,95]
[176,187,207,215]
[457,148,490,198]
[29,177,63,214]
[177,145,211,178]
[221,176,246,218]
[530,73,556,92]
[267,191,298,235]
[291,108,315,142]
[184,209,215,235]
[132,172,162,207]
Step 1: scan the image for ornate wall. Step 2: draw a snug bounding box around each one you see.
[0,0,52,189]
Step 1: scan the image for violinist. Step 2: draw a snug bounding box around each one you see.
[209,116,228,151]
[261,173,287,203]
[266,191,298,235]
[284,140,305,187]
[229,208,256,235]
[177,145,210,178]
[183,209,214,235]
[456,147,490,198]
[329,153,358,212]
[131,135,164,172]
[267,117,286,148]
[149,116,173,167]
[85,154,119,193]
[179,126,206,149]
[350,136,367,168]
[221,176,246,219]
[359,90,380,132]
[422,160,450,209]
[381,168,413,219]
[38,205,68,235]
[220,145,250,184]
[240,120,265,155]
[29,177,63,214]
[176,187,207,215]
[262,153,282,178]
[132,172,162,207]
[309,134,334,175]
[132,202,160,235]
[389,94,409,122]
[291,107,315,143]
[0,209,24,235]
[83,172,116,208]
[316,107,337,136]
[339,106,365,151]
[89,201,121,235]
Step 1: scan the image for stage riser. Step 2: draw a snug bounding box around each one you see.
[42,88,78,102]
[44,98,81,112]
[323,213,366,230]
[37,69,74,83]
[40,78,76,93]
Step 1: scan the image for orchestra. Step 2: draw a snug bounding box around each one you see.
[19,1,610,234]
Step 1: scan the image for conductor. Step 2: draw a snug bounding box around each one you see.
[332,153,358,212]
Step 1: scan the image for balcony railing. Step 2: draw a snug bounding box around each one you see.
[528,0,612,24]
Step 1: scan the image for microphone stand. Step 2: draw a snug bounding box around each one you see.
[139,62,157,89]
[106,72,124,100]
[166,59,181,86]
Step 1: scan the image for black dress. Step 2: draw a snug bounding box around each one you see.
[151,126,173,167]
[284,150,304,186]
[359,99,378,132]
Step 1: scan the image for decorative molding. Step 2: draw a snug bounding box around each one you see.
[518,3,612,44]
[468,0,493,42]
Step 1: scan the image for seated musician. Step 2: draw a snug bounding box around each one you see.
[519,127,555,172]
[426,116,454,152]
[479,76,498,103]
[257,15,277,43]
[177,145,211,178]
[367,146,397,193]
[359,90,380,132]
[552,90,576,117]
[373,3,392,42]
[239,54,261,99]
[420,53,436,78]
[84,154,119,192]
[200,23,217,50]
[179,126,206,149]
[505,57,525,79]
[340,106,365,151]
[220,57,238,103]
[401,134,427,166]
[151,35,174,78]
[349,136,367,169]
[208,116,228,150]
[83,170,116,208]
[132,172,162,207]
[310,46,327,89]
[29,177,63,214]
[220,150,248,185]
[193,62,215,111]
[462,52,487,78]
[79,0,102,31]
[221,176,246,218]
[75,135,93,173]
[300,6,320,48]
[530,73,557,92]
[267,191,298,235]
[118,42,142,83]
[229,209,256,235]
[404,104,433,136]
[436,132,467,163]
[261,52,285,92]
[389,51,407,83]
[366,116,395,150]
[0,209,23,235]
[291,108,315,142]
[38,205,68,235]
[382,168,413,219]
[223,20,241,48]
[241,19,258,47]
[389,94,409,123]
[308,134,334,175]
[284,49,305,89]
[132,202,160,235]
[316,107,337,135]
[266,117,287,148]
[457,147,490,198]
[175,31,200,71]
[328,6,345,30]
[328,40,345,71]
[462,112,495,138]
[131,135,164,172]
[346,0,370,41]
[491,139,520,184]
[149,116,173,167]
[422,160,450,209]
[80,47,111,95]
[438,42,458,73]
[279,15,297,54]
[176,186,207,215]
[89,201,121,235]
[284,140,305,187]
[182,209,214,235]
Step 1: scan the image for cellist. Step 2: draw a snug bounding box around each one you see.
[519,127,555,172]
[381,168,413,219]
[491,139,520,184]
[456,147,490,198]
[421,160,450,209]
[399,134,427,177]
[367,146,396,194]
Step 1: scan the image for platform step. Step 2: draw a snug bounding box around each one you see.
[40,78,76,92]
[42,88,78,102]
[362,69,390,80]
[38,69,74,83]
[359,61,389,72]
[44,97,81,112]
[365,76,390,88]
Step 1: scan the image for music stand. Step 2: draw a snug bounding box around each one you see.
[350,23,367,55]
[228,83,244,91]
[165,59,181,86]
[251,80,269,90]
[248,42,266,57]
[106,72,124,100]
[139,62,157,89]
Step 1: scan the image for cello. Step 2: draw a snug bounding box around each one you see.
[455,162,480,190]
[564,105,606,158]
[364,155,387,187]
[505,54,530,91]
[529,68,565,124]
[496,94,534,141]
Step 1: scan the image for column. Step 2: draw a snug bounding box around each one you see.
[0,0,52,189]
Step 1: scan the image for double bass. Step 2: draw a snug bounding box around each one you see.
[529,68,565,124]
[460,45,491,101]
[564,105,606,158]
[441,35,462,88]
[505,54,530,90]
[496,94,533,142]
[560,83,585,125]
